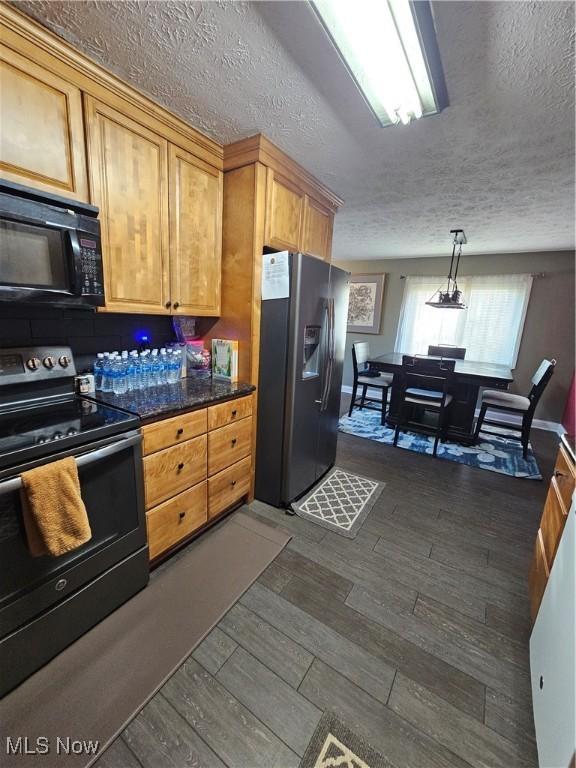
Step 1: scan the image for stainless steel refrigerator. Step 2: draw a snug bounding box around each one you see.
[255,252,350,508]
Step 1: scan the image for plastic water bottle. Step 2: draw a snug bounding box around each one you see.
[165,349,176,384]
[139,350,151,389]
[93,352,105,391]
[117,352,129,395]
[111,354,125,395]
[159,348,168,384]
[129,351,140,390]
[101,353,115,393]
[149,349,160,387]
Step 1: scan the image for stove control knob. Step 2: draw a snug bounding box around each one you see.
[26,357,41,371]
[43,356,56,369]
[58,355,71,368]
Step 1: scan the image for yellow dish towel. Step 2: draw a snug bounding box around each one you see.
[21,457,92,557]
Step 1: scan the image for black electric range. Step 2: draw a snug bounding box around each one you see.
[0,346,138,470]
[0,346,148,696]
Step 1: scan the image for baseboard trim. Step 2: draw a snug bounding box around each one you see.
[341,385,565,435]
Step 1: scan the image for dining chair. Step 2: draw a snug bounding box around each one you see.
[394,355,456,456]
[473,359,556,459]
[427,344,467,360]
[348,342,394,425]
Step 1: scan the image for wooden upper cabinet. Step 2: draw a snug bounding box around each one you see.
[169,145,222,316]
[264,168,304,251]
[302,196,334,261]
[0,45,88,200]
[85,96,170,314]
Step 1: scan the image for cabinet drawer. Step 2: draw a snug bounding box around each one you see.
[146,482,207,560]
[529,530,549,621]
[142,409,207,455]
[208,416,252,476]
[144,435,207,508]
[553,445,575,513]
[208,396,252,431]
[208,456,251,519]
[541,481,567,567]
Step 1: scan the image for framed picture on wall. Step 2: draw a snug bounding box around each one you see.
[347,274,386,334]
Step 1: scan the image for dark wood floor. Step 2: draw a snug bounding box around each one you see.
[96,412,557,768]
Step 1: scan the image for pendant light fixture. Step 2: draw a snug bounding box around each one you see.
[426,229,467,309]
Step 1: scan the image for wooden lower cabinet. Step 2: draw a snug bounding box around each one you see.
[141,395,253,562]
[208,456,252,519]
[529,531,550,621]
[143,435,207,509]
[207,396,252,430]
[146,483,207,561]
[207,416,252,475]
[142,409,207,456]
[529,439,575,621]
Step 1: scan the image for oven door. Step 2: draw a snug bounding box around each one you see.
[0,430,147,638]
[0,215,85,306]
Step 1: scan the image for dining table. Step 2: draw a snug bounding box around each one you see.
[368,352,514,443]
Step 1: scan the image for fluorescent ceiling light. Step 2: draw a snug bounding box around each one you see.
[311,0,448,127]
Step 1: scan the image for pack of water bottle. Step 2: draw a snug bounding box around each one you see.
[93,348,183,395]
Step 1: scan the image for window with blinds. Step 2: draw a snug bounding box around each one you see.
[394,274,533,367]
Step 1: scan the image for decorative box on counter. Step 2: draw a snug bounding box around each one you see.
[212,339,239,382]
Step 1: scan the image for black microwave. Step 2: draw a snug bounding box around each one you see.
[0,180,105,308]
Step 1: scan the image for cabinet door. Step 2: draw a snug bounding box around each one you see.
[530,504,575,768]
[169,145,222,316]
[302,195,334,261]
[264,168,304,251]
[85,97,170,314]
[0,46,88,200]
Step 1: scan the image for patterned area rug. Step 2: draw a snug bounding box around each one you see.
[292,467,384,538]
[300,712,389,768]
[339,408,542,480]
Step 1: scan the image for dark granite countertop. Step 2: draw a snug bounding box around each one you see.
[88,375,255,423]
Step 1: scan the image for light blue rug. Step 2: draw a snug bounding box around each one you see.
[339,409,542,480]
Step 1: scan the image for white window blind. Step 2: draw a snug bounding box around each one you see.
[394,274,533,367]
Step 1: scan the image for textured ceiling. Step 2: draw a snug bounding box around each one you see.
[14,0,575,259]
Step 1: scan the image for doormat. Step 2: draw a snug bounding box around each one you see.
[339,408,542,480]
[300,712,389,768]
[0,511,290,768]
[292,467,384,538]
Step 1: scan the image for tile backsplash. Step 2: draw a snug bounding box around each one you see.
[0,305,176,373]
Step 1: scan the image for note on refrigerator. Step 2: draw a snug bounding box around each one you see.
[262,251,290,300]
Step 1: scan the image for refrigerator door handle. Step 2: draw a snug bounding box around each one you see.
[321,298,335,411]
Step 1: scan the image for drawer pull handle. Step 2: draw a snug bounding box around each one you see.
[231,438,237,446]
[231,480,237,487]
[179,511,186,521]
[165,301,172,309]
[231,410,237,417]
[177,428,184,436]
[173,302,180,310]
[539,675,544,690]
[177,462,185,471]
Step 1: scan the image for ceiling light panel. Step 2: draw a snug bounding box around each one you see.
[311,0,447,127]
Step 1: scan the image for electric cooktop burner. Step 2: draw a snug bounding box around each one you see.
[0,397,134,463]
[0,345,139,471]
[0,397,138,469]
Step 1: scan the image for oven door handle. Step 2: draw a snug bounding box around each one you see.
[0,434,141,497]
